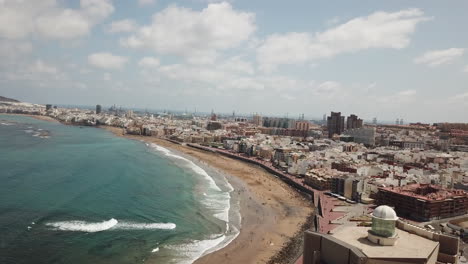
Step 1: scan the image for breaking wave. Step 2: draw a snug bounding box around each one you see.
[164,235,227,264]
[46,218,118,232]
[148,143,241,263]
[117,221,176,230]
[149,144,233,221]
[45,218,176,232]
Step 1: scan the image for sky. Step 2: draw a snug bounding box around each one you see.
[0,0,467,123]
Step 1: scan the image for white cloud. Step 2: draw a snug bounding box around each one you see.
[157,60,324,93]
[157,62,264,91]
[107,19,137,33]
[0,58,65,82]
[80,0,114,21]
[313,81,342,97]
[414,48,465,67]
[121,2,256,60]
[36,10,90,39]
[375,89,417,104]
[462,65,468,73]
[158,64,227,84]
[257,8,428,72]
[0,40,32,58]
[397,89,416,96]
[31,59,58,74]
[0,1,52,39]
[0,0,114,39]
[220,56,254,75]
[138,0,156,6]
[138,57,160,68]
[103,72,111,81]
[88,52,128,69]
[451,92,468,101]
[185,51,218,65]
[73,82,88,91]
[197,0,235,2]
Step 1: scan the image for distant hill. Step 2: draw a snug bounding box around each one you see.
[0,96,20,102]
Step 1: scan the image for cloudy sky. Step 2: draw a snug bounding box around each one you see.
[1,0,467,122]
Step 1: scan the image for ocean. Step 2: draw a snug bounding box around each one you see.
[0,114,240,264]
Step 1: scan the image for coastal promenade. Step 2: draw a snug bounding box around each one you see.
[186,144,317,196]
[186,143,345,234]
[186,144,348,264]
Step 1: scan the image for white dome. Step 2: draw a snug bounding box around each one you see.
[372,205,398,221]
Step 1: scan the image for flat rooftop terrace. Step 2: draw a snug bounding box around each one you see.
[379,183,468,202]
[331,226,439,259]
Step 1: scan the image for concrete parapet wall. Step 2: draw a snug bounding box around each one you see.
[303,231,322,264]
[303,231,367,264]
[397,220,435,240]
[438,234,459,256]
[397,220,459,263]
[437,252,458,264]
[321,235,350,264]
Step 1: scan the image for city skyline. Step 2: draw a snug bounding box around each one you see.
[1,0,468,123]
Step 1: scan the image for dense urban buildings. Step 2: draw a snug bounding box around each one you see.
[376,184,468,221]
[327,111,345,138]
[252,114,262,126]
[346,114,363,130]
[2,99,468,262]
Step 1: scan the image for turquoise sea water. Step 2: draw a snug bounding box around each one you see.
[0,115,239,264]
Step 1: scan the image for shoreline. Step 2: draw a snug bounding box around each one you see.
[102,126,313,264]
[1,114,314,264]
[145,142,243,263]
[1,113,61,123]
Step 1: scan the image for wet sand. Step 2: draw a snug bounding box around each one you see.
[103,126,313,264]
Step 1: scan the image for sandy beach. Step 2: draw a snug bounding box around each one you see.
[103,126,313,264]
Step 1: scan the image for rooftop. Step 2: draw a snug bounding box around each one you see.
[331,226,438,259]
[379,183,468,201]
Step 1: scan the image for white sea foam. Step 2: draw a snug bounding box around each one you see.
[117,221,176,230]
[148,143,242,263]
[164,235,226,264]
[45,218,176,232]
[1,122,13,126]
[46,218,118,232]
[150,143,232,220]
[151,247,159,253]
[150,144,222,192]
